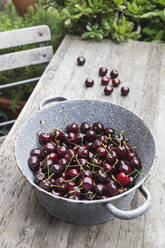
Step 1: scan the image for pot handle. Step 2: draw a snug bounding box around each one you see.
[39,96,68,110]
[104,185,151,220]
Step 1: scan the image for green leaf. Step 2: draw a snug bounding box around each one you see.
[95,33,103,40]
[81,32,91,39]
[64,18,71,26]
[86,24,92,31]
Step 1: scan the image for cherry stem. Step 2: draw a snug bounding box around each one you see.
[75,156,85,171]
[44,173,54,182]
[113,159,119,168]
[64,156,74,173]
[112,174,123,186]
[62,106,70,125]
[64,173,80,183]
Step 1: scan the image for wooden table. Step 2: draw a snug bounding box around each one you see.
[0,36,164,248]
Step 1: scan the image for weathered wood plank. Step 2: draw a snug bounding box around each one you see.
[0,36,164,248]
[0,25,51,50]
[0,136,5,146]
[0,46,53,71]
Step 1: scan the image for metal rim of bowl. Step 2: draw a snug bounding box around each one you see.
[14,99,157,205]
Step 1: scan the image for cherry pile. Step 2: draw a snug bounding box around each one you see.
[28,122,142,201]
[77,56,129,96]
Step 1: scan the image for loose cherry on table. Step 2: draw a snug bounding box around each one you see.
[101,76,110,85]
[85,78,94,87]
[112,78,120,87]
[121,86,130,96]
[110,69,119,79]
[77,56,85,65]
[99,67,108,77]
[104,85,113,95]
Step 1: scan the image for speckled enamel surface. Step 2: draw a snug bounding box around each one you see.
[15,100,156,225]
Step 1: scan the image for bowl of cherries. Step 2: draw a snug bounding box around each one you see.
[15,96,156,225]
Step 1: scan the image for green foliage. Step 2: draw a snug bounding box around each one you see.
[36,0,165,43]
[0,4,64,112]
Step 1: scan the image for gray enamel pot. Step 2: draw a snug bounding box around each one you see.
[15,97,156,225]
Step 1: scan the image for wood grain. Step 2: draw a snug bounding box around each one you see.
[0,25,51,50]
[0,35,164,248]
[0,46,53,71]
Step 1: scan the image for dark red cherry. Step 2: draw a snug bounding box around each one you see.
[95,169,108,183]
[103,163,114,175]
[118,160,132,174]
[130,156,142,168]
[65,149,76,160]
[105,128,114,136]
[67,132,78,144]
[99,67,108,77]
[127,151,137,161]
[92,122,104,134]
[45,142,57,153]
[39,181,51,191]
[66,168,79,179]
[96,147,107,158]
[66,123,79,133]
[30,148,44,158]
[78,158,88,169]
[58,158,68,166]
[85,78,94,87]
[57,145,68,157]
[49,152,59,162]
[78,146,89,159]
[34,172,46,185]
[128,176,135,187]
[68,186,81,197]
[106,150,117,163]
[39,132,51,144]
[88,152,94,163]
[94,184,106,195]
[54,177,68,192]
[80,122,91,133]
[77,132,84,144]
[106,180,119,196]
[81,177,94,191]
[110,69,118,79]
[92,139,102,150]
[98,135,108,145]
[121,86,129,96]
[51,129,64,141]
[85,142,93,150]
[50,164,64,176]
[112,78,120,87]
[28,156,40,171]
[41,158,54,172]
[77,56,85,65]
[114,146,128,159]
[104,85,113,95]
[81,170,92,178]
[101,76,110,85]
[86,130,97,141]
[67,181,76,191]
[117,172,130,186]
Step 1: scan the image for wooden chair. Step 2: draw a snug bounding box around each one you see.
[0,25,54,144]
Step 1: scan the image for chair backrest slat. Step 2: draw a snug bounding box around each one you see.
[0,46,53,71]
[0,25,51,50]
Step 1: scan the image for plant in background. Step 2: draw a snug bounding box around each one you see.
[0,3,64,112]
